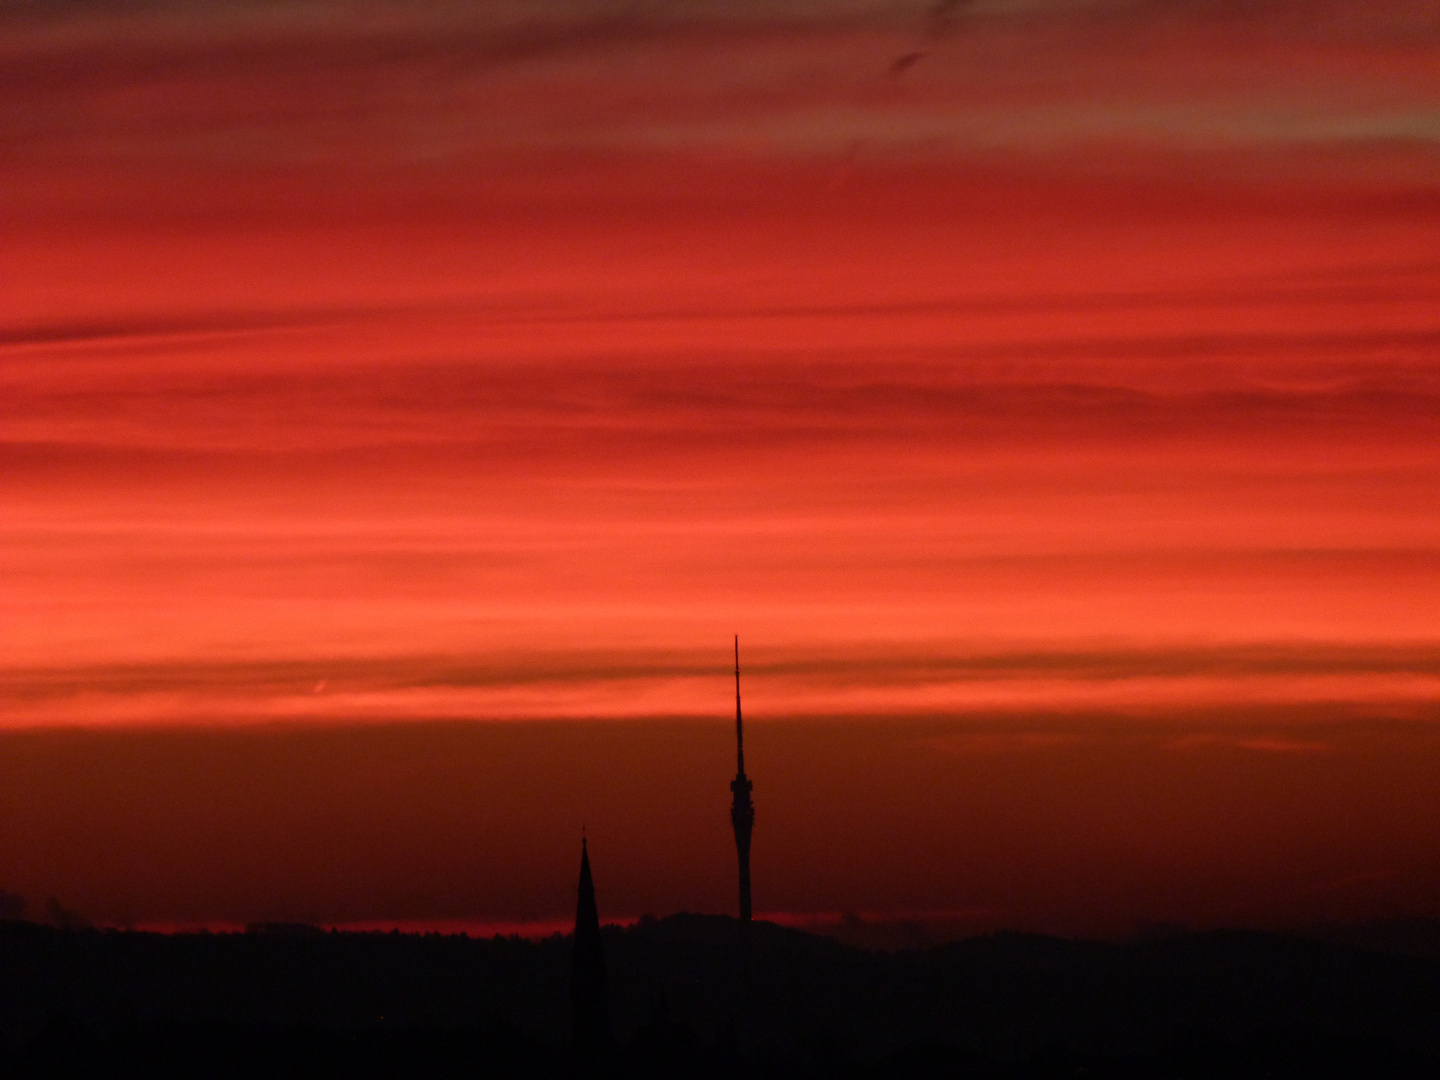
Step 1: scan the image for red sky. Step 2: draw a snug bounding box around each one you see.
[3,0,1439,935]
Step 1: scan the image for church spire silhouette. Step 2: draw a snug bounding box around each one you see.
[570,834,610,1052]
[730,636,755,922]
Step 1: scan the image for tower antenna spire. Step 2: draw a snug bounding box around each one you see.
[729,635,755,923]
[734,634,745,776]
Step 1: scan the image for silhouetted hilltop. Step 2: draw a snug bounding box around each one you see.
[1312,915,1440,962]
[3,916,1440,1077]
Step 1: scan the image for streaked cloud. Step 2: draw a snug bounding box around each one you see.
[4,642,1440,728]
[1166,733,1334,754]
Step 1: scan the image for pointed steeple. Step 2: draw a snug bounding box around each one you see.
[576,836,599,930]
[729,636,755,922]
[571,835,610,1051]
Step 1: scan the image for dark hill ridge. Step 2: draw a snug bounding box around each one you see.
[1315,915,1440,961]
[3,915,1440,1077]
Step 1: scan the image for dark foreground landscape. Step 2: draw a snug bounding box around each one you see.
[5,915,1440,1078]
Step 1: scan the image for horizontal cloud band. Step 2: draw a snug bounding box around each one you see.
[5,641,1440,726]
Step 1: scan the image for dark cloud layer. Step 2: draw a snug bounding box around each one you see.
[8,340,1440,467]
[5,0,1436,180]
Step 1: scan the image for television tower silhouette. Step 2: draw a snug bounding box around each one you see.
[730,636,755,923]
[570,834,610,1053]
